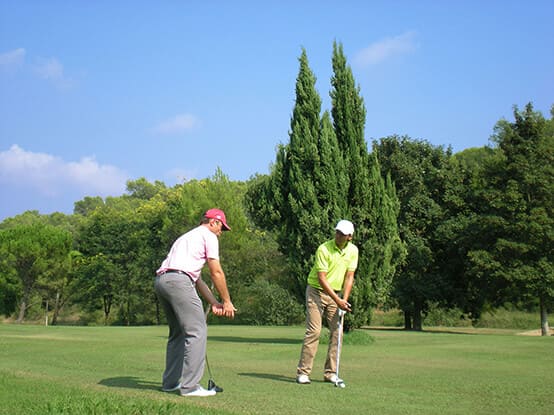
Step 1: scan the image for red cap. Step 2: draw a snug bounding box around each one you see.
[204,208,231,231]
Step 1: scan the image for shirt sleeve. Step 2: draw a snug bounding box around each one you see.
[204,231,220,261]
[347,246,359,271]
[313,245,329,272]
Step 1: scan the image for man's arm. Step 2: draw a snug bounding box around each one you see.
[196,278,225,316]
[341,270,355,305]
[207,258,236,318]
[317,272,352,312]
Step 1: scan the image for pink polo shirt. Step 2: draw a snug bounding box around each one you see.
[156,225,219,282]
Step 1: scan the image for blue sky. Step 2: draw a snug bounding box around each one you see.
[1,1,553,221]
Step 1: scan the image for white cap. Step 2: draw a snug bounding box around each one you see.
[335,219,354,235]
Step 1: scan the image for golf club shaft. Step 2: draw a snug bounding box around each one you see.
[204,295,223,391]
[336,309,345,379]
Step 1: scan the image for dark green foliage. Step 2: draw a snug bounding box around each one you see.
[73,196,105,216]
[246,49,346,299]
[125,177,167,200]
[374,136,456,329]
[233,280,305,325]
[330,43,404,328]
[247,44,403,329]
[1,44,551,334]
[0,268,19,316]
[468,103,554,333]
[0,223,72,322]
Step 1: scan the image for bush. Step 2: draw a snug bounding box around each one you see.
[320,328,374,345]
[474,307,539,330]
[370,308,404,327]
[423,303,472,327]
[232,280,305,325]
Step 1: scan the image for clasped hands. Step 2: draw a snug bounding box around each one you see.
[211,301,236,318]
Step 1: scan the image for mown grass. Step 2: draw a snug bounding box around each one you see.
[1,324,552,415]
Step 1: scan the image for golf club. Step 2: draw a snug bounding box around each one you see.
[335,308,346,388]
[205,301,223,393]
[206,353,223,392]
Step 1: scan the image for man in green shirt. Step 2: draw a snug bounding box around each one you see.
[296,220,358,386]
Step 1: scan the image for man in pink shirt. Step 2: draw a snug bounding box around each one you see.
[154,208,236,397]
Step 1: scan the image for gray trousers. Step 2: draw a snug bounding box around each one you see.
[154,272,206,392]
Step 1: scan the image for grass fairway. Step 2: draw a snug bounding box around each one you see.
[0,324,552,415]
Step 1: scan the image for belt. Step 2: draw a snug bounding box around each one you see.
[157,269,189,277]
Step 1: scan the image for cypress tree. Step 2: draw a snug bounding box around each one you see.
[282,48,326,296]
[316,110,348,227]
[247,44,404,326]
[330,42,404,326]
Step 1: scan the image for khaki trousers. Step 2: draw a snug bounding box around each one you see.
[297,285,341,379]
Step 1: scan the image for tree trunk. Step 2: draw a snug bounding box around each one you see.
[51,291,61,325]
[540,297,550,336]
[16,289,31,323]
[103,295,112,326]
[404,310,412,330]
[413,306,423,331]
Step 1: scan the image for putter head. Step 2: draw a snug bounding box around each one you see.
[208,379,223,393]
[334,380,346,388]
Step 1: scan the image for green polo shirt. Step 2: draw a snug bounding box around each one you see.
[307,239,359,291]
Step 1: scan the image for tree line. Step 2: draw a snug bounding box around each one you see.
[1,43,552,334]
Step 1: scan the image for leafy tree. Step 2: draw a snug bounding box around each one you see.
[73,253,119,324]
[0,223,72,322]
[471,103,554,335]
[0,263,19,316]
[45,250,81,325]
[375,136,454,330]
[0,211,82,323]
[0,210,43,229]
[75,199,147,325]
[431,147,501,322]
[126,177,167,200]
[74,196,105,216]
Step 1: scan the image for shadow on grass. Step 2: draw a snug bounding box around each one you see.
[99,376,160,391]
[368,326,478,335]
[238,372,296,383]
[209,336,302,344]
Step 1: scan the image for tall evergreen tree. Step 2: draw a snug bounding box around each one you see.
[317,110,348,225]
[247,45,403,326]
[331,42,370,223]
[330,42,404,326]
[247,49,339,298]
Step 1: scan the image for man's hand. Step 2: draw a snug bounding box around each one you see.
[337,298,351,312]
[211,303,225,316]
[222,300,237,319]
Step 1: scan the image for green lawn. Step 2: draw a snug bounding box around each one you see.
[0,324,552,415]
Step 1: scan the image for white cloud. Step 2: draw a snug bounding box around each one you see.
[0,48,26,69]
[0,145,128,197]
[153,113,200,135]
[354,31,418,67]
[34,57,75,89]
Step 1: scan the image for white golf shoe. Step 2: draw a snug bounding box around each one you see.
[181,385,217,397]
[296,374,311,384]
[325,374,345,387]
